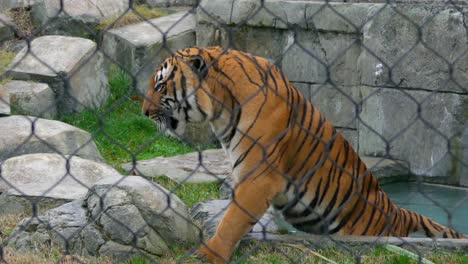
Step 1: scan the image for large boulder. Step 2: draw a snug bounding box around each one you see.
[7,35,109,114]
[1,0,40,9]
[122,149,230,183]
[0,13,15,43]
[31,0,128,38]
[0,115,103,161]
[0,153,121,215]
[357,5,468,93]
[102,11,196,95]
[0,80,57,119]
[358,87,468,181]
[8,176,198,261]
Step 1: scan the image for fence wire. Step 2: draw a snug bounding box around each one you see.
[0,0,468,263]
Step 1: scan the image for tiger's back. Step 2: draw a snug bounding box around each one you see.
[142,46,466,264]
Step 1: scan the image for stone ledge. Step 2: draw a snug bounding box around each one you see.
[102,11,196,94]
[244,233,468,250]
[7,35,109,113]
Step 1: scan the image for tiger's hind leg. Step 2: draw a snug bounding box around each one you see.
[195,171,286,263]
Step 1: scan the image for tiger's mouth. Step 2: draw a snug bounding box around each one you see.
[148,111,179,131]
[168,117,178,130]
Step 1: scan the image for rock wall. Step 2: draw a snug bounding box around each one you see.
[197,0,468,184]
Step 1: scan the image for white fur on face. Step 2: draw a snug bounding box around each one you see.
[154,60,172,88]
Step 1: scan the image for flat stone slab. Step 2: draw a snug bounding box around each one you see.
[7,35,109,113]
[31,0,128,38]
[191,199,284,237]
[8,176,197,261]
[146,0,197,7]
[244,233,468,251]
[0,153,122,215]
[102,11,196,94]
[1,80,57,119]
[361,156,409,181]
[0,115,104,161]
[125,148,408,186]
[2,0,40,9]
[358,87,467,180]
[122,149,230,183]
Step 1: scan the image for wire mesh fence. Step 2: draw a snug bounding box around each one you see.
[1,0,468,263]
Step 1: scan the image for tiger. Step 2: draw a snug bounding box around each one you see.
[142,46,466,264]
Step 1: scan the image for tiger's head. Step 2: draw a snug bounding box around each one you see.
[142,47,218,138]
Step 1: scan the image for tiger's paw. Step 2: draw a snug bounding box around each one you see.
[194,245,227,264]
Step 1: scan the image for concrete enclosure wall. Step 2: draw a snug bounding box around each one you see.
[196,0,468,185]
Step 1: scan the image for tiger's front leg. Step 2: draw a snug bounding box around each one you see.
[195,172,286,263]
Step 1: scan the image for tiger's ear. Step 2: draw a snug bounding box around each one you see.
[189,55,207,78]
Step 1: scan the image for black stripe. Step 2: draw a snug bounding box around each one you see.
[233,136,263,169]
[361,187,380,235]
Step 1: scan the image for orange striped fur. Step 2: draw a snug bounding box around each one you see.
[142,47,466,264]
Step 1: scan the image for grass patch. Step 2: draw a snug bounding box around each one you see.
[0,49,15,84]
[2,212,467,263]
[153,177,220,208]
[0,213,24,242]
[60,66,195,169]
[2,247,113,264]
[98,4,169,30]
[7,7,35,38]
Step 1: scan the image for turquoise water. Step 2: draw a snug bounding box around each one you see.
[382,182,468,235]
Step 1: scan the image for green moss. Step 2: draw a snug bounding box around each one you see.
[152,177,220,208]
[0,50,16,79]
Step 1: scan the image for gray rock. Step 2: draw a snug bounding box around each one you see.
[1,80,57,119]
[0,115,103,161]
[198,1,377,32]
[98,241,141,262]
[218,177,234,200]
[308,84,359,129]
[461,127,468,187]
[88,176,198,247]
[7,36,109,114]
[31,0,128,38]
[339,129,358,151]
[190,199,284,237]
[358,86,468,182]
[102,11,195,95]
[9,176,198,260]
[146,0,197,7]
[358,5,468,93]
[122,149,230,183]
[8,200,99,254]
[0,194,68,216]
[197,0,236,25]
[1,0,40,9]
[0,153,121,214]
[0,84,11,116]
[0,13,15,42]
[281,30,361,85]
[361,156,409,182]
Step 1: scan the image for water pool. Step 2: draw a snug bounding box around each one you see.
[382,182,468,235]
